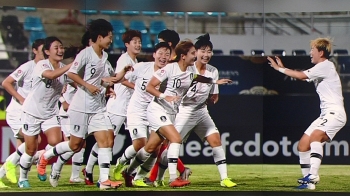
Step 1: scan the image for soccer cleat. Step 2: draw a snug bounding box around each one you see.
[69,177,84,183]
[153,180,165,187]
[296,183,316,190]
[37,152,48,181]
[82,168,94,185]
[49,164,60,187]
[122,169,134,187]
[143,177,153,185]
[297,174,320,184]
[4,161,17,184]
[220,178,237,187]
[0,179,9,188]
[180,167,192,180]
[99,179,123,190]
[132,179,149,187]
[18,180,30,188]
[113,158,125,181]
[169,177,191,188]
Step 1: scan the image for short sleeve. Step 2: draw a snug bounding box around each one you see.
[68,49,89,75]
[153,64,171,83]
[210,69,219,94]
[37,61,52,79]
[303,63,328,80]
[9,62,31,82]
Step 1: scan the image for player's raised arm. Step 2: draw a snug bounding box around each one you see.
[267,56,308,80]
[193,74,232,85]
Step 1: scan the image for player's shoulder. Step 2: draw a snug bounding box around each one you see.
[205,63,218,72]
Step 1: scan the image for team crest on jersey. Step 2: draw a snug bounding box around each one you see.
[133,128,138,135]
[160,116,167,122]
[43,64,50,69]
[14,69,23,77]
[157,69,166,77]
[73,125,80,132]
[74,62,79,67]
[23,124,28,131]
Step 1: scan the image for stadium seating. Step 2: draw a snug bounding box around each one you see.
[16,6,36,11]
[142,11,161,16]
[80,10,98,15]
[1,15,20,30]
[29,31,47,46]
[166,12,185,17]
[149,20,167,35]
[23,16,44,31]
[213,49,224,55]
[187,12,206,17]
[110,20,126,34]
[333,49,348,56]
[251,50,265,56]
[121,11,140,15]
[230,50,244,56]
[113,34,125,50]
[207,12,226,17]
[292,49,307,56]
[100,10,119,15]
[129,20,147,34]
[271,49,286,56]
[141,34,153,50]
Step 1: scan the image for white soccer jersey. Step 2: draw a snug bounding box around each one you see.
[22,59,67,119]
[68,46,112,113]
[153,62,196,115]
[303,59,345,115]
[181,63,219,110]
[6,60,36,113]
[58,84,77,116]
[127,62,156,113]
[106,52,138,116]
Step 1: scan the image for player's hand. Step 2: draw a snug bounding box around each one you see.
[18,97,25,105]
[62,101,69,111]
[267,56,285,71]
[205,97,216,105]
[123,65,134,72]
[165,95,180,103]
[216,79,232,85]
[85,83,100,95]
[61,84,67,94]
[106,86,116,98]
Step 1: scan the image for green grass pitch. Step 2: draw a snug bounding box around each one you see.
[0,164,349,192]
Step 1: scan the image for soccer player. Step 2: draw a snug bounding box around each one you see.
[267,37,346,190]
[0,39,45,187]
[36,19,129,190]
[53,32,93,184]
[112,42,172,187]
[121,40,231,187]
[147,29,192,185]
[17,36,72,188]
[82,29,141,185]
[169,33,236,187]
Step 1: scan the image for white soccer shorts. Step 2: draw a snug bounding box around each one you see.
[175,106,219,143]
[304,110,346,141]
[147,101,175,132]
[21,112,61,136]
[68,110,113,139]
[127,111,150,140]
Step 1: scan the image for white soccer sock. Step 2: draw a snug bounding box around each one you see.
[19,152,33,181]
[157,149,168,181]
[127,147,151,175]
[71,148,85,179]
[167,143,181,182]
[119,145,137,165]
[299,150,311,177]
[98,148,111,182]
[45,144,54,151]
[0,166,6,178]
[53,151,74,173]
[43,141,71,160]
[212,146,228,180]
[10,142,25,165]
[85,143,99,174]
[309,142,323,176]
[134,152,157,181]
